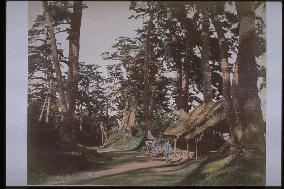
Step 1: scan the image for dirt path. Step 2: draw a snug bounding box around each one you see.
[40,148,202,186]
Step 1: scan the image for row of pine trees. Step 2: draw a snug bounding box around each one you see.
[28,1,266,159]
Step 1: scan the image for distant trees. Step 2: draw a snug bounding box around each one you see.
[76,63,109,145]
[102,37,144,137]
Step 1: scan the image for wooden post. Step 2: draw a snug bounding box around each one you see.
[174,138,177,156]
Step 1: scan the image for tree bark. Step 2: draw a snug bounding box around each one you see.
[42,1,83,148]
[168,12,188,119]
[180,65,190,118]
[235,2,266,155]
[120,98,138,136]
[121,101,130,130]
[42,1,68,116]
[43,2,72,145]
[201,10,213,103]
[175,59,185,117]
[45,79,53,123]
[67,1,82,116]
[127,99,138,131]
[39,93,48,122]
[62,1,83,148]
[211,7,238,145]
[142,9,155,139]
[174,7,194,118]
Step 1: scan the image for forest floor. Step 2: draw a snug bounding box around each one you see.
[29,146,265,186]
[29,146,204,186]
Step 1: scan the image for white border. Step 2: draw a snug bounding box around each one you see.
[266,2,282,186]
[6,1,28,186]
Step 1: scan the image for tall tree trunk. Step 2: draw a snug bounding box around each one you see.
[79,101,83,131]
[175,61,189,118]
[42,1,68,116]
[211,7,238,145]
[142,9,154,139]
[231,60,243,143]
[201,10,213,103]
[39,93,48,122]
[42,1,83,147]
[106,98,109,128]
[128,101,138,128]
[174,7,194,118]
[127,99,139,136]
[67,1,82,116]
[235,2,265,155]
[45,79,53,123]
[120,99,138,137]
[175,60,185,118]
[168,11,187,119]
[172,55,190,118]
[61,1,83,147]
[148,73,160,135]
[121,101,130,130]
[43,1,73,147]
[181,63,190,117]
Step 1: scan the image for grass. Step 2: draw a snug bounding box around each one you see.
[105,130,144,151]
[201,155,234,174]
[27,147,109,185]
[111,136,143,150]
[181,154,265,186]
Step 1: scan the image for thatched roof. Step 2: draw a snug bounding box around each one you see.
[163,100,227,139]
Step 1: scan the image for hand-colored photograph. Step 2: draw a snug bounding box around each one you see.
[27,1,266,186]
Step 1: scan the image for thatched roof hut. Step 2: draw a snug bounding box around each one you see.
[164,100,228,139]
[163,100,229,159]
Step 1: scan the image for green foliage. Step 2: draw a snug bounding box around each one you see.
[105,130,144,151]
[111,136,143,151]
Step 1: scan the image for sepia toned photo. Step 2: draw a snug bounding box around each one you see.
[27,1,267,186]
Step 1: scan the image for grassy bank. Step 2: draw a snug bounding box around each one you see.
[104,131,144,151]
[181,154,265,186]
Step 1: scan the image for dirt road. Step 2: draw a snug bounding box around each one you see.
[39,148,201,186]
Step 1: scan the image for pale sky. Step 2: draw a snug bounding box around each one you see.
[28,1,143,76]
